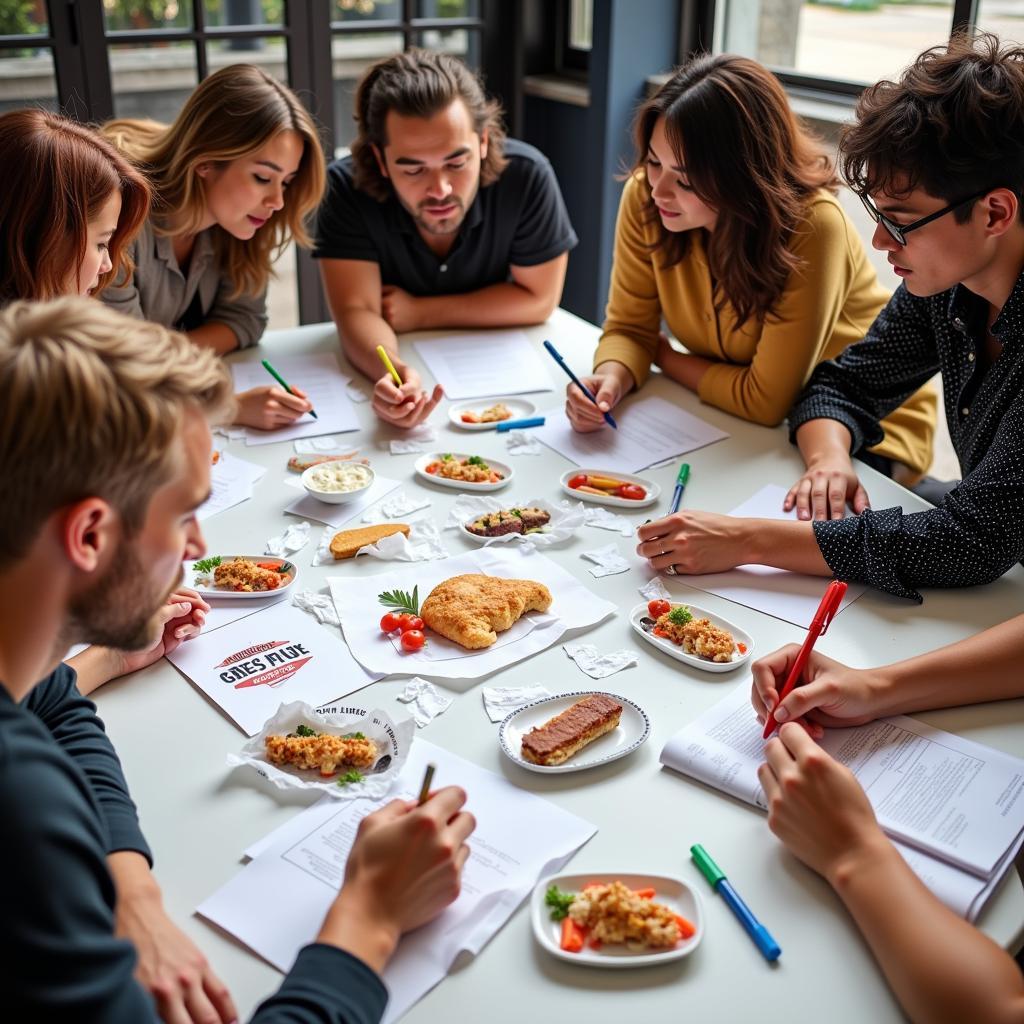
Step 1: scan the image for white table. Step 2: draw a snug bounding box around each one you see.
[94,308,1024,1024]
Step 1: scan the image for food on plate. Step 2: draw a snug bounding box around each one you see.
[420,574,552,649]
[378,587,430,652]
[425,454,504,484]
[520,694,622,766]
[647,599,671,618]
[566,473,646,500]
[305,461,373,494]
[211,557,288,592]
[653,604,737,662]
[211,450,221,465]
[288,453,368,473]
[330,523,410,560]
[545,881,695,952]
[460,402,512,424]
[465,507,551,537]
[265,724,377,778]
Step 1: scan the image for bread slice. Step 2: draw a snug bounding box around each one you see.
[329,523,410,560]
[520,694,623,766]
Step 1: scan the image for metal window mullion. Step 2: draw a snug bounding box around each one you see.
[951,0,978,32]
[193,0,209,80]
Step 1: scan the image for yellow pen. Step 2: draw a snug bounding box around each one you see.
[375,344,403,387]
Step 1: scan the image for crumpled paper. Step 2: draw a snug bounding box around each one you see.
[564,643,640,679]
[446,495,584,547]
[580,543,631,577]
[388,424,438,455]
[214,425,246,441]
[559,500,635,537]
[345,380,369,403]
[291,589,341,627]
[226,701,413,799]
[481,683,551,722]
[293,437,358,455]
[505,430,542,456]
[265,521,311,557]
[397,677,454,728]
[312,519,449,565]
[639,576,671,600]
[364,490,432,520]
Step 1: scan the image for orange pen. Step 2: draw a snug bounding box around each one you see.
[763,579,848,738]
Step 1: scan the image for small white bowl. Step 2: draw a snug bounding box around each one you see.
[300,462,375,504]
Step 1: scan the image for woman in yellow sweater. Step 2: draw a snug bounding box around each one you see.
[567,54,936,482]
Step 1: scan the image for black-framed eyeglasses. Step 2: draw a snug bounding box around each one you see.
[858,188,992,246]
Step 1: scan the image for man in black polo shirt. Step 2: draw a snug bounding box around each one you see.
[315,49,578,429]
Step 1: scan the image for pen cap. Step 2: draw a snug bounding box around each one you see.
[690,844,726,887]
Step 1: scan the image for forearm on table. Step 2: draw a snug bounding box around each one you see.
[657,345,712,393]
[829,839,1024,1024]
[336,308,399,382]
[742,518,832,575]
[594,359,637,395]
[795,418,856,465]
[187,322,240,356]
[412,281,555,330]
[66,646,124,697]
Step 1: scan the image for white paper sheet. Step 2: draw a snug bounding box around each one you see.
[233,354,361,445]
[198,740,596,1024]
[677,484,866,628]
[198,452,267,521]
[166,603,381,735]
[284,475,402,528]
[532,395,729,473]
[413,331,554,400]
[200,594,289,633]
[660,684,1024,920]
[328,547,617,682]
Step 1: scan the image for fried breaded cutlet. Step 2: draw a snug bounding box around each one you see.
[213,558,281,592]
[420,574,553,649]
[264,733,378,777]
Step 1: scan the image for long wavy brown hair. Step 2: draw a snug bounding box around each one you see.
[102,64,326,299]
[633,54,838,329]
[0,110,150,303]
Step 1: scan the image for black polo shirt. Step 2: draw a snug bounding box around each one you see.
[313,138,578,295]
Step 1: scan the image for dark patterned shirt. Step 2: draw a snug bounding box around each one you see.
[789,272,1024,601]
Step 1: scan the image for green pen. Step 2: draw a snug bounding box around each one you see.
[669,462,690,514]
[261,358,317,419]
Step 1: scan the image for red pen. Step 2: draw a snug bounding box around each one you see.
[762,579,848,738]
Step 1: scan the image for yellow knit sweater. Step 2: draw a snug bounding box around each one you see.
[594,174,937,477]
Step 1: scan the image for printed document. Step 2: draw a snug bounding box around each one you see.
[414,331,553,399]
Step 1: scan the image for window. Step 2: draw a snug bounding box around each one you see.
[0,2,56,113]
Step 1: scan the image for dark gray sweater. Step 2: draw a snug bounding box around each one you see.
[1,664,388,1023]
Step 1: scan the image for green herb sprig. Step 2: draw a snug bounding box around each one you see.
[193,555,222,575]
[337,769,364,787]
[545,885,575,921]
[467,455,488,468]
[378,586,419,615]
[667,605,693,627]
[290,724,318,738]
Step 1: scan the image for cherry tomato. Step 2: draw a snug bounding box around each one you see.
[647,599,671,618]
[395,614,424,633]
[425,463,439,475]
[617,483,647,500]
[567,474,588,489]
[400,629,427,652]
[380,612,401,633]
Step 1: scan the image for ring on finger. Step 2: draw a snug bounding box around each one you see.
[664,564,678,576]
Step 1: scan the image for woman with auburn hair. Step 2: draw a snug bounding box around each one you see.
[567,53,937,486]
[0,109,149,304]
[101,63,328,430]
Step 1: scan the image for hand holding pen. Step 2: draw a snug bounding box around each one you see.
[544,340,619,431]
[371,344,443,430]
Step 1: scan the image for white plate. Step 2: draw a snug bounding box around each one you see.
[531,871,704,968]
[459,505,555,545]
[187,555,297,601]
[560,467,660,508]
[415,452,514,492]
[629,601,752,673]
[499,691,649,774]
[449,397,537,431]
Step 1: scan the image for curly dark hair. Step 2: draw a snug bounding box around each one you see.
[840,32,1024,222]
[351,48,508,202]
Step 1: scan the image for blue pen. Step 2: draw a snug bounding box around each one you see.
[542,339,618,430]
[691,844,781,962]
[669,462,690,514]
[495,416,545,432]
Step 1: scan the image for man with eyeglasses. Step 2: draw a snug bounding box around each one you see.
[634,33,1024,603]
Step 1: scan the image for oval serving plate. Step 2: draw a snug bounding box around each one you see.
[414,452,514,492]
[531,871,704,968]
[629,601,752,673]
[560,467,660,508]
[187,555,297,601]
[499,691,649,774]
[448,396,537,431]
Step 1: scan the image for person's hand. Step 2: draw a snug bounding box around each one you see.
[372,363,443,429]
[234,385,312,431]
[635,511,748,575]
[380,285,421,334]
[117,590,210,676]
[784,452,869,521]
[758,723,889,885]
[318,785,475,973]
[110,852,236,1024]
[565,373,624,432]
[751,645,886,739]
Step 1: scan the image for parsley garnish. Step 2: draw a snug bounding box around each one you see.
[378,586,419,615]
[291,724,318,737]
[545,885,576,921]
[511,508,523,518]
[667,605,693,626]
[467,455,488,468]
[344,732,366,740]
[337,769,364,787]
[193,555,222,575]
[440,453,454,462]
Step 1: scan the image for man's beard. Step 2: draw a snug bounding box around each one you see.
[66,540,177,651]
[413,196,467,236]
